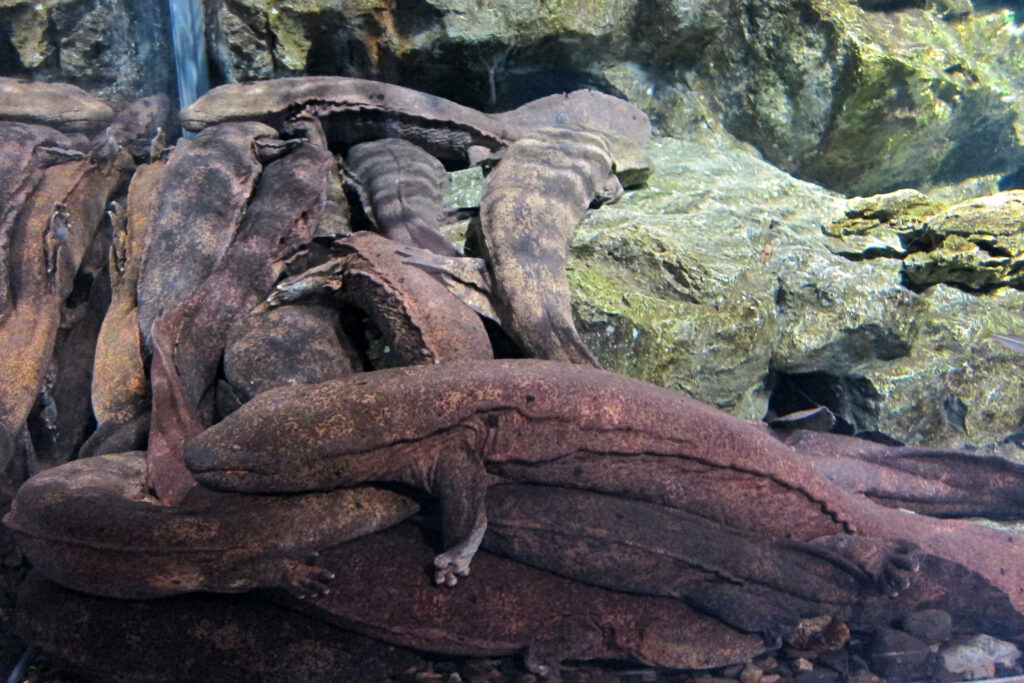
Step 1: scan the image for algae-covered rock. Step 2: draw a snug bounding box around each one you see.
[822,189,943,259]
[564,135,845,417]
[903,191,1024,290]
[547,135,1024,456]
[692,0,1024,196]
[858,284,1024,452]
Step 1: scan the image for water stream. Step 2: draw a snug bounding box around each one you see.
[168,0,209,118]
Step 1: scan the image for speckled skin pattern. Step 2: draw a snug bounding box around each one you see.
[3,452,418,599]
[0,77,113,134]
[171,132,333,425]
[135,122,278,347]
[180,76,519,169]
[0,133,129,470]
[184,358,1024,635]
[271,231,493,366]
[284,521,767,674]
[345,137,461,256]
[222,302,360,404]
[475,126,623,365]
[0,122,80,316]
[775,427,1024,519]
[91,161,162,428]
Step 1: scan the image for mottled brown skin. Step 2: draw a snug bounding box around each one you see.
[171,130,333,425]
[345,138,461,256]
[222,302,360,406]
[484,484,1024,641]
[107,94,176,162]
[0,77,114,134]
[26,221,112,472]
[495,89,652,148]
[0,123,83,315]
[493,90,655,187]
[3,451,418,599]
[147,308,203,504]
[78,411,150,460]
[135,121,279,346]
[0,137,130,471]
[270,231,493,366]
[283,523,767,674]
[474,126,625,365]
[15,573,423,683]
[180,77,522,170]
[185,359,1024,634]
[91,163,163,429]
[773,427,1024,519]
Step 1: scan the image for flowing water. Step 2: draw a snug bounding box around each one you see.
[168,0,208,114]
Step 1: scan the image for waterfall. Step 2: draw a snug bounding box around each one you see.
[168,0,209,115]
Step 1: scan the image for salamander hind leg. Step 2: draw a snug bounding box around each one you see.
[811,535,921,597]
[278,555,337,600]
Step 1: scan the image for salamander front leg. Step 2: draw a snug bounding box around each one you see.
[431,451,490,587]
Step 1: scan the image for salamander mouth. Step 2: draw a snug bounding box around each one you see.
[184,444,327,494]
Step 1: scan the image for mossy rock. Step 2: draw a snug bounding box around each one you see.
[564,136,844,418]
[693,0,1024,195]
[902,191,1024,289]
[822,188,944,258]
[856,285,1024,453]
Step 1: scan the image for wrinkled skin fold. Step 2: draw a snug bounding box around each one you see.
[183,359,1024,638]
[2,451,419,599]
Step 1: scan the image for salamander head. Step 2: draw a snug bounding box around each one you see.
[606,134,654,188]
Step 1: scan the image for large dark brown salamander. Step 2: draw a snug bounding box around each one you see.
[182,358,1024,639]
[91,163,163,434]
[0,122,83,316]
[171,127,333,425]
[221,302,361,407]
[270,231,493,366]
[3,451,418,599]
[0,134,129,471]
[179,76,521,169]
[344,138,461,256]
[0,77,114,134]
[472,126,627,365]
[134,122,283,346]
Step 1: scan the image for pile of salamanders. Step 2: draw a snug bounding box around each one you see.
[1,75,1024,680]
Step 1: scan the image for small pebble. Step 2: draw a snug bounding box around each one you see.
[788,617,849,652]
[902,609,953,645]
[940,634,1021,680]
[870,627,935,679]
[791,658,813,673]
[739,663,763,683]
